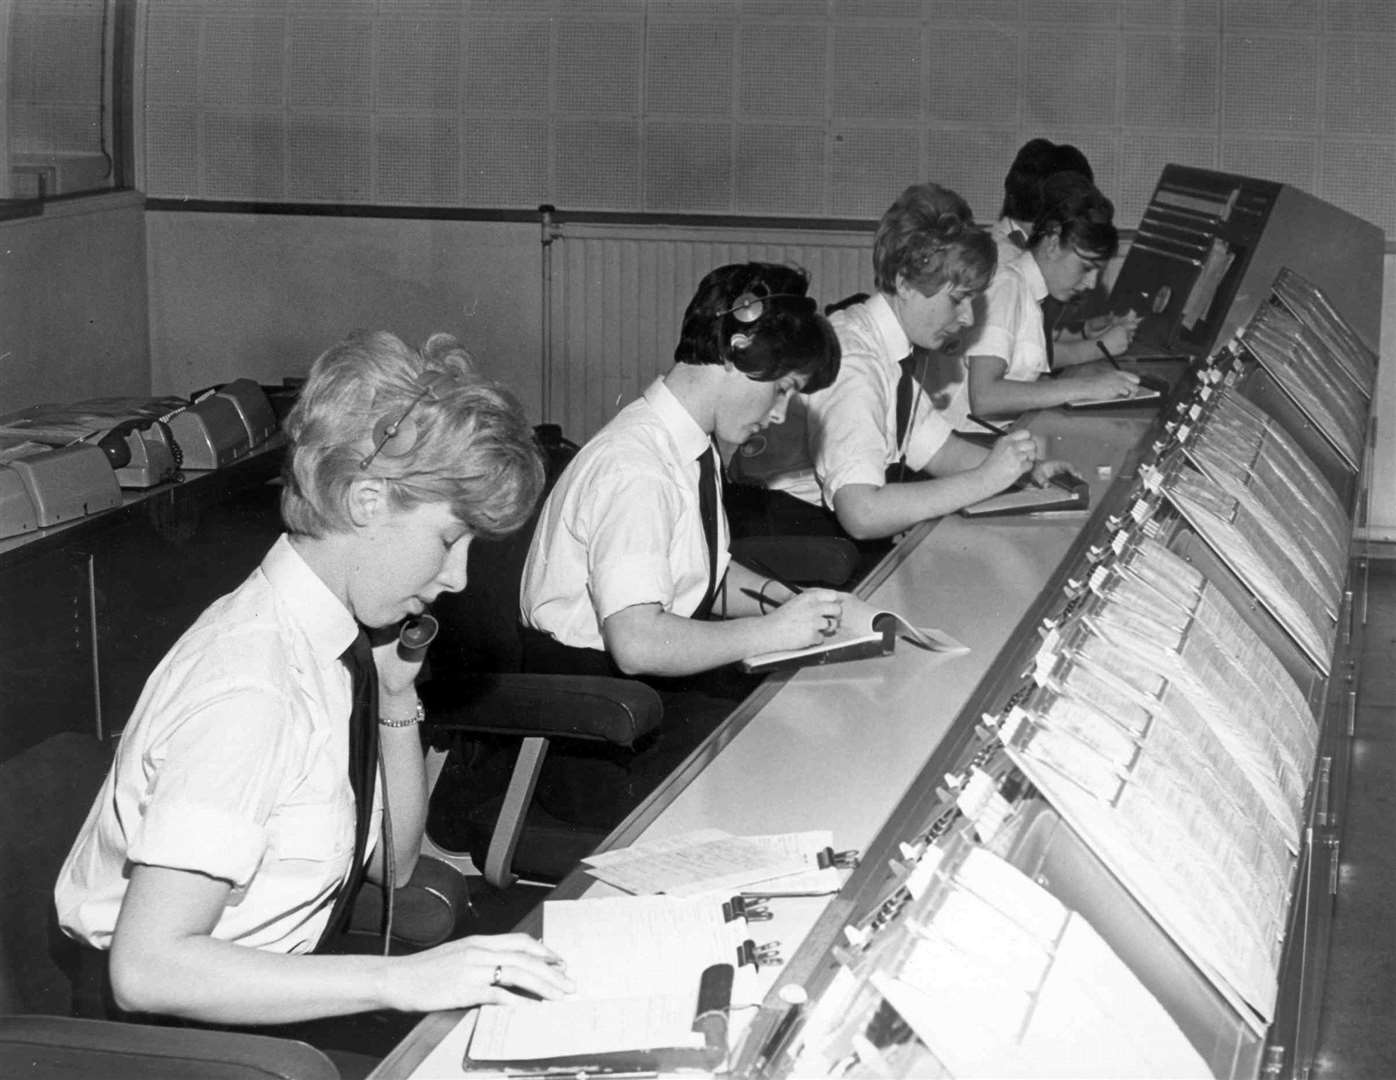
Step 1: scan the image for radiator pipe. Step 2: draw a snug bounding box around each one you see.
[539,204,560,424]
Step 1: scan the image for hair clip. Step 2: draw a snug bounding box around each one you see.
[729,332,754,351]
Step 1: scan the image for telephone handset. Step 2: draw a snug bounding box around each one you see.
[397,613,438,660]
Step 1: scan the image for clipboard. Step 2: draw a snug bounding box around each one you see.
[464,893,784,1070]
[465,963,734,1074]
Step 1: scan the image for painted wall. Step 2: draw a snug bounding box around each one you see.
[144,213,545,418]
[0,193,149,412]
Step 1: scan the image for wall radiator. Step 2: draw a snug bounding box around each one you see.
[542,219,874,442]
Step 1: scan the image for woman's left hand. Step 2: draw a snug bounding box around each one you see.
[1029,459,1082,488]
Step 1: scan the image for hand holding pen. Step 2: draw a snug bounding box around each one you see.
[742,575,846,646]
[967,415,1081,493]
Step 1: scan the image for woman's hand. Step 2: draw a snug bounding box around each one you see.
[761,588,846,651]
[389,932,576,1012]
[1028,459,1081,488]
[979,429,1038,491]
[1093,310,1142,355]
[1072,369,1140,403]
[371,621,428,703]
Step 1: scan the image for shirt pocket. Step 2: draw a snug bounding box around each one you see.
[267,800,351,865]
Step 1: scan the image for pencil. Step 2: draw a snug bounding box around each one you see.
[966,413,1010,437]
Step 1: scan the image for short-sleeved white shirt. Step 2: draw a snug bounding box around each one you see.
[520,378,729,652]
[964,249,1051,383]
[774,292,952,508]
[55,535,376,954]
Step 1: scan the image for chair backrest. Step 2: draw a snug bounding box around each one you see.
[429,424,578,677]
[0,1015,340,1080]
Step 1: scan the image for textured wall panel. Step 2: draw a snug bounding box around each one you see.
[464,20,551,113]
[1323,37,1396,138]
[286,114,372,201]
[831,128,922,218]
[1327,0,1396,33]
[1222,36,1318,132]
[1222,0,1317,30]
[644,121,733,212]
[739,24,827,119]
[928,0,1022,23]
[735,125,825,215]
[1022,1,1120,26]
[9,8,103,105]
[9,105,103,152]
[142,108,201,194]
[133,3,1395,234]
[143,11,202,105]
[646,22,735,115]
[375,117,460,205]
[1118,132,1217,214]
[1122,34,1217,127]
[555,20,642,114]
[1219,137,1317,195]
[555,120,642,208]
[1122,0,1219,29]
[926,26,1019,125]
[202,113,286,200]
[1023,31,1119,127]
[927,129,1021,220]
[652,0,738,15]
[461,118,550,207]
[830,24,924,121]
[833,0,922,17]
[375,20,462,112]
[288,18,373,110]
[1319,142,1396,236]
[199,17,284,108]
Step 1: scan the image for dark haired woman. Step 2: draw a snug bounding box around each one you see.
[517,263,847,824]
[964,171,1141,417]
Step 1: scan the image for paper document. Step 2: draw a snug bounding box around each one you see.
[584,829,842,896]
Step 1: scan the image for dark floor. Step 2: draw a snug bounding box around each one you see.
[1313,555,1396,1078]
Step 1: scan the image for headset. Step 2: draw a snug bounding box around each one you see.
[714,284,810,360]
[359,370,454,470]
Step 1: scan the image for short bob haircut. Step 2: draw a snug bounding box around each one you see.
[873,182,997,300]
[1000,138,1094,221]
[1028,171,1119,261]
[673,262,840,395]
[280,330,545,540]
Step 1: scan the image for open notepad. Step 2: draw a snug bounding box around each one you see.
[1065,381,1164,409]
[465,894,766,1070]
[740,595,967,674]
[962,473,1089,518]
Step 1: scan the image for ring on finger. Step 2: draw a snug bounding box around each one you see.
[490,964,504,987]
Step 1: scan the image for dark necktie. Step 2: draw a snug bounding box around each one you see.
[888,348,922,484]
[317,628,380,949]
[1041,297,1061,371]
[691,443,721,620]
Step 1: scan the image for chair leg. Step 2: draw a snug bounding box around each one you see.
[484,736,550,889]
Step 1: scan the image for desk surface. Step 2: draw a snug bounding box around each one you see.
[371,409,1156,1080]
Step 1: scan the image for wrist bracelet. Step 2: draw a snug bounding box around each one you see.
[379,698,424,728]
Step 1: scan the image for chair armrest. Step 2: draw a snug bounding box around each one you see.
[420,673,662,750]
[0,1014,339,1080]
[732,534,860,588]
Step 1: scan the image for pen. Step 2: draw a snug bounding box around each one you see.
[966,413,1009,437]
[1096,340,1121,369]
